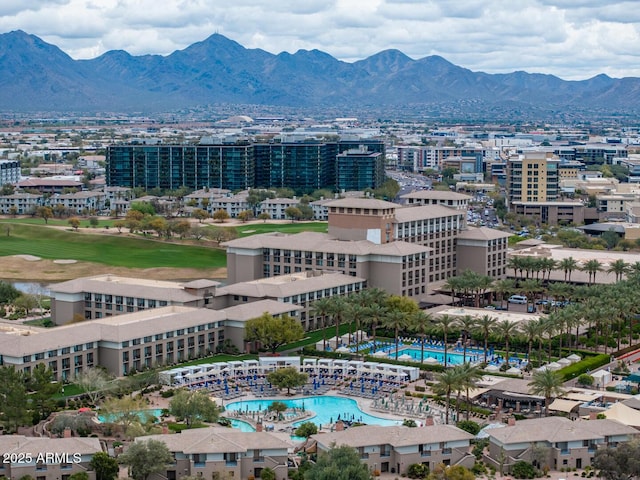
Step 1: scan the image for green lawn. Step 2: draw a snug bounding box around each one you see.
[0,223,225,269]
[1,217,116,228]
[231,221,328,237]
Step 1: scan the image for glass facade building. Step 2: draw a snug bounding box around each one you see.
[107,139,385,192]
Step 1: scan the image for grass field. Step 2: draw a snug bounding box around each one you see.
[0,217,115,228]
[233,221,328,237]
[0,223,225,269]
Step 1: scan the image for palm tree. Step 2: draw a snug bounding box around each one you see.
[496,319,520,367]
[433,314,457,368]
[519,278,542,310]
[582,259,603,286]
[540,257,557,283]
[559,257,578,283]
[363,303,388,353]
[311,297,333,351]
[457,362,484,421]
[381,309,411,360]
[444,276,464,307]
[433,368,461,424]
[493,278,516,310]
[410,310,433,363]
[521,318,544,365]
[326,296,347,349]
[528,368,565,416]
[456,315,477,363]
[476,315,498,364]
[345,303,367,354]
[608,259,629,283]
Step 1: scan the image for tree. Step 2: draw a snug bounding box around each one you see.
[0,366,30,433]
[100,396,150,429]
[495,319,519,367]
[13,293,38,316]
[294,421,318,438]
[433,368,461,424]
[89,451,119,480]
[68,216,81,231]
[117,439,173,480]
[476,315,497,364]
[528,369,565,416]
[433,314,457,367]
[407,463,429,479]
[285,206,302,222]
[169,389,221,425]
[0,281,20,304]
[608,259,629,282]
[192,208,209,223]
[593,442,640,480]
[69,473,89,480]
[27,364,60,421]
[311,297,333,351]
[304,444,373,480]
[267,367,308,395]
[258,212,271,222]
[582,259,603,286]
[75,367,114,405]
[260,467,276,480]
[559,257,578,283]
[244,313,304,353]
[511,461,536,479]
[237,209,253,222]
[36,206,53,224]
[212,209,230,223]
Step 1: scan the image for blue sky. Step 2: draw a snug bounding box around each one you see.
[2,0,640,80]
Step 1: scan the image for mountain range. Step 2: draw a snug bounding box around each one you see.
[1,29,640,118]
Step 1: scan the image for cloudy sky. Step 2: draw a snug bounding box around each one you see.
[2,0,640,80]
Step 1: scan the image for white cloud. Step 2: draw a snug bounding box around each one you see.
[1,0,640,80]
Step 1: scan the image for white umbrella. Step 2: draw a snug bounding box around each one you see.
[336,346,350,353]
[372,350,388,357]
[506,367,521,375]
[485,364,500,372]
[398,354,413,361]
[424,357,439,364]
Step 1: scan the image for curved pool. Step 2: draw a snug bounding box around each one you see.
[225,396,401,428]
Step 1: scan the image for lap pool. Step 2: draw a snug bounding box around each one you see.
[226,396,401,428]
[395,347,484,365]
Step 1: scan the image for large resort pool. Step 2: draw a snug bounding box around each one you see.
[225,395,401,430]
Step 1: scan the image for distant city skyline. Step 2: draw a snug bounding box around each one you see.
[2,0,640,81]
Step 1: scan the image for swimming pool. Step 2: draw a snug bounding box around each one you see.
[226,396,401,428]
[395,347,484,365]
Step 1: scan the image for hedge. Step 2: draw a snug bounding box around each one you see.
[558,354,610,381]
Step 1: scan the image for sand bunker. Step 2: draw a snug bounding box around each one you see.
[53,259,78,264]
[14,255,41,262]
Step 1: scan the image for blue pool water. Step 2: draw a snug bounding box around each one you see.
[225,396,401,428]
[229,418,255,432]
[98,408,163,423]
[396,347,484,365]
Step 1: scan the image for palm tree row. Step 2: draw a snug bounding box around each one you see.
[433,362,484,424]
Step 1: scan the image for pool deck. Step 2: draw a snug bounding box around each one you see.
[146,380,449,431]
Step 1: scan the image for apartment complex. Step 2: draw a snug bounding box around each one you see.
[0,160,20,185]
[106,137,385,192]
[335,148,385,191]
[313,424,474,476]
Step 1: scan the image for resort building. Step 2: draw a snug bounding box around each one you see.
[484,416,638,472]
[212,271,367,331]
[225,197,509,296]
[139,428,292,480]
[49,275,221,325]
[312,424,474,476]
[0,436,102,480]
[0,304,301,379]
